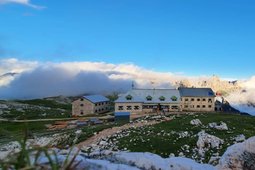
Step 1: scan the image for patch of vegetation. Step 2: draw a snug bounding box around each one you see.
[75,124,116,144]
[114,113,255,163]
[1,135,80,170]
[1,108,71,120]
[0,121,54,144]
[15,99,72,110]
[0,98,72,120]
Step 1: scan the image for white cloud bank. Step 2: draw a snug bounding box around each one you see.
[226,76,255,115]
[0,58,181,99]
[0,58,254,115]
[0,0,45,9]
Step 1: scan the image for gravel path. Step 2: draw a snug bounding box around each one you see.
[77,117,172,148]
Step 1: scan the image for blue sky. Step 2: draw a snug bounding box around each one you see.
[0,0,255,78]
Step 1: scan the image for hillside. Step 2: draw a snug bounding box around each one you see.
[81,113,255,164]
[1,113,255,169]
[0,97,72,120]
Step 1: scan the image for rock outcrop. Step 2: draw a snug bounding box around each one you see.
[196,130,224,156]
[208,122,228,130]
[217,136,255,170]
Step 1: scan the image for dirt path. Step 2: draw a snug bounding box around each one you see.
[77,117,172,148]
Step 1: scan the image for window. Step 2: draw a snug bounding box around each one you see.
[80,104,84,107]
[95,110,97,113]
[126,95,132,100]
[184,105,189,108]
[80,98,84,101]
[134,106,140,110]
[208,99,212,103]
[197,98,201,101]
[208,105,212,108]
[127,106,132,110]
[159,96,165,101]
[118,106,124,110]
[197,105,200,108]
[185,98,189,101]
[95,104,98,106]
[102,108,104,111]
[171,96,178,101]
[162,105,169,109]
[202,105,206,108]
[146,95,152,101]
[143,105,148,109]
[190,105,194,108]
[191,98,195,101]
[171,105,178,109]
[80,110,84,115]
[202,98,206,101]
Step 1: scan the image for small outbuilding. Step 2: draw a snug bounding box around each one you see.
[114,112,130,123]
[72,95,110,116]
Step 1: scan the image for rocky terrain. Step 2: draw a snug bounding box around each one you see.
[1,117,255,169]
[79,114,255,165]
[0,97,72,120]
[173,75,241,95]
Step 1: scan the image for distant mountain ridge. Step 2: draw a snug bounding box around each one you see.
[173,75,241,95]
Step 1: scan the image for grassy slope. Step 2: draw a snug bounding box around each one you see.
[0,120,120,147]
[16,99,72,110]
[0,99,72,120]
[115,113,255,162]
[0,121,54,144]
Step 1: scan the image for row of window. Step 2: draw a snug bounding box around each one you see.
[183,98,213,102]
[95,102,108,106]
[126,95,178,101]
[118,105,140,110]
[183,105,212,108]
[143,105,179,109]
[95,108,107,113]
[118,105,179,110]
[79,102,108,107]
[80,107,108,114]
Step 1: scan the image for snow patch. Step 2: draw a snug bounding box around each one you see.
[190,119,202,126]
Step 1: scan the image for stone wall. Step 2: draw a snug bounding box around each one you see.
[72,98,94,116]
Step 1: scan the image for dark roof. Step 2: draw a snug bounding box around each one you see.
[179,88,215,97]
[83,95,109,103]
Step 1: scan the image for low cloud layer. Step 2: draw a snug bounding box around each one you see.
[0,67,131,99]
[0,58,254,115]
[226,76,255,115]
[0,58,178,99]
